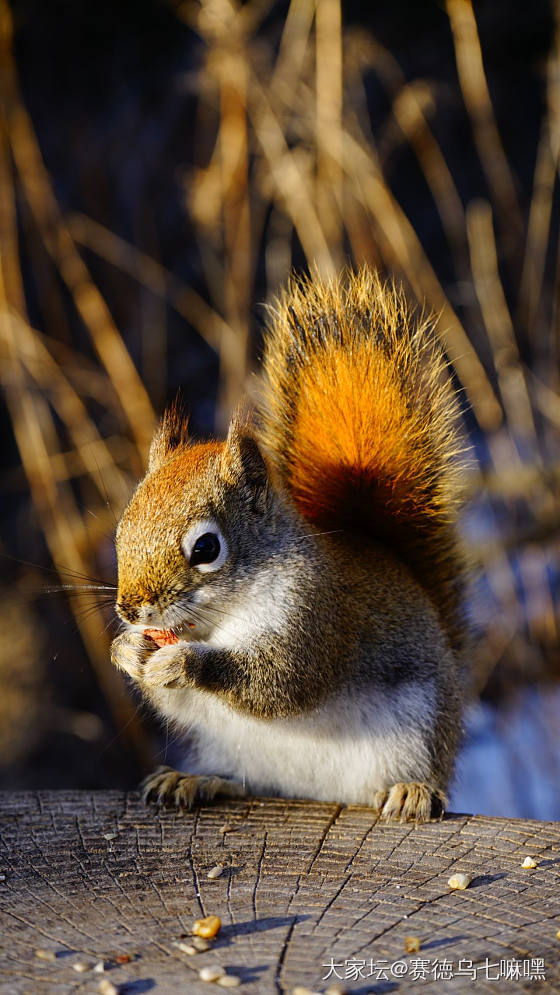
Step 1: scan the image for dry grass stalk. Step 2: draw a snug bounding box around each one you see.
[466,199,538,451]
[315,0,343,254]
[356,36,468,278]
[446,0,523,264]
[0,0,155,464]
[519,16,560,335]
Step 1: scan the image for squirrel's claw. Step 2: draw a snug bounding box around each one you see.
[374,782,447,824]
[142,765,247,810]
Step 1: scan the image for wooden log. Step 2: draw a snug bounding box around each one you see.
[0,792,559,993]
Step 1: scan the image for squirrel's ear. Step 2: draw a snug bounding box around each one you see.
[220,422,270,512]
[148,399,190,472]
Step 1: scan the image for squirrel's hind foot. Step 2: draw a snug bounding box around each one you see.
[142,765,246,810]
[374,782,446,824]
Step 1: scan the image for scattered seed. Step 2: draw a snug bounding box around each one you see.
[72,962,91,973]
[35,949,56,962]
[193,915,222,939]
[98,981,119,995]
[100,983,119,995]
[404,936,421,953]
[207,863,226,879]
[115,954,131,964]
[93,961,105,973]
[199,964,226,982]
[103,832,118,841]
[173,941,197,955]
[522,856,537,869]
[217,976,242,989]
[193,937,212,952]
[447,872,472,890]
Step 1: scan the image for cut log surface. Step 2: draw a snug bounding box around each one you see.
[1,792,559,994]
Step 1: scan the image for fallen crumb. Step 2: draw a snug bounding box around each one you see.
[217,977,242,989]
[115,954,131,964]
[193,915,222,939]
[207,863,226,880]
[193,936,212,952]
[404,936,421,953]
[173,941,197,955]
[447,872,472,891]
[72,962,92,973]
[93,961,105,973]
[35,949,56,962]
[522,856,538,869]
[199,964,226,982]
[103,832,118,841]
[98,981,119,995]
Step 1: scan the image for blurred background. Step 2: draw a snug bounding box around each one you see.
[1,0,559,817]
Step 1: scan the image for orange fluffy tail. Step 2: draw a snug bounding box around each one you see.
[258,268,465,643]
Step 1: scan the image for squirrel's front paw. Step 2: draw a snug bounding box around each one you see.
[111,629,158,683]
[111,632,189,689]
[141,643,190,689]
[142,765,246,810]
[374,782,447,824]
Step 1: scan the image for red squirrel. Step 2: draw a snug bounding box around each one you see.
[111,269,465,822]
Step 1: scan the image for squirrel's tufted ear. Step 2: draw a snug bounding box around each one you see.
[220,419,270,512]
[148,398,190,472]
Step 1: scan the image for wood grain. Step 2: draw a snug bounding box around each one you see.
[0,792,559,993]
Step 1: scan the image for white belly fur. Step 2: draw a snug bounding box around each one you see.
[152,680,435,805]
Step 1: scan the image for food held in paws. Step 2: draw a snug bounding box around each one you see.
[143,628,178,648]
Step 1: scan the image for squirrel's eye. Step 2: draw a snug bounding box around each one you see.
[190,532,221,567]
[182,520,227,573]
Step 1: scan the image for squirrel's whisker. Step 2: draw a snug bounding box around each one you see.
[42,583,117,594]
[174,599,247,626]
[1,551,115,588]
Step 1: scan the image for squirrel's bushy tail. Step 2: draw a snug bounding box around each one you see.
[258,268,465,644]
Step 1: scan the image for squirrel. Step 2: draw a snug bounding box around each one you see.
[111,268,466,823]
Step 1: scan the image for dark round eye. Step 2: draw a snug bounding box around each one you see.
[189,532,221,567]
